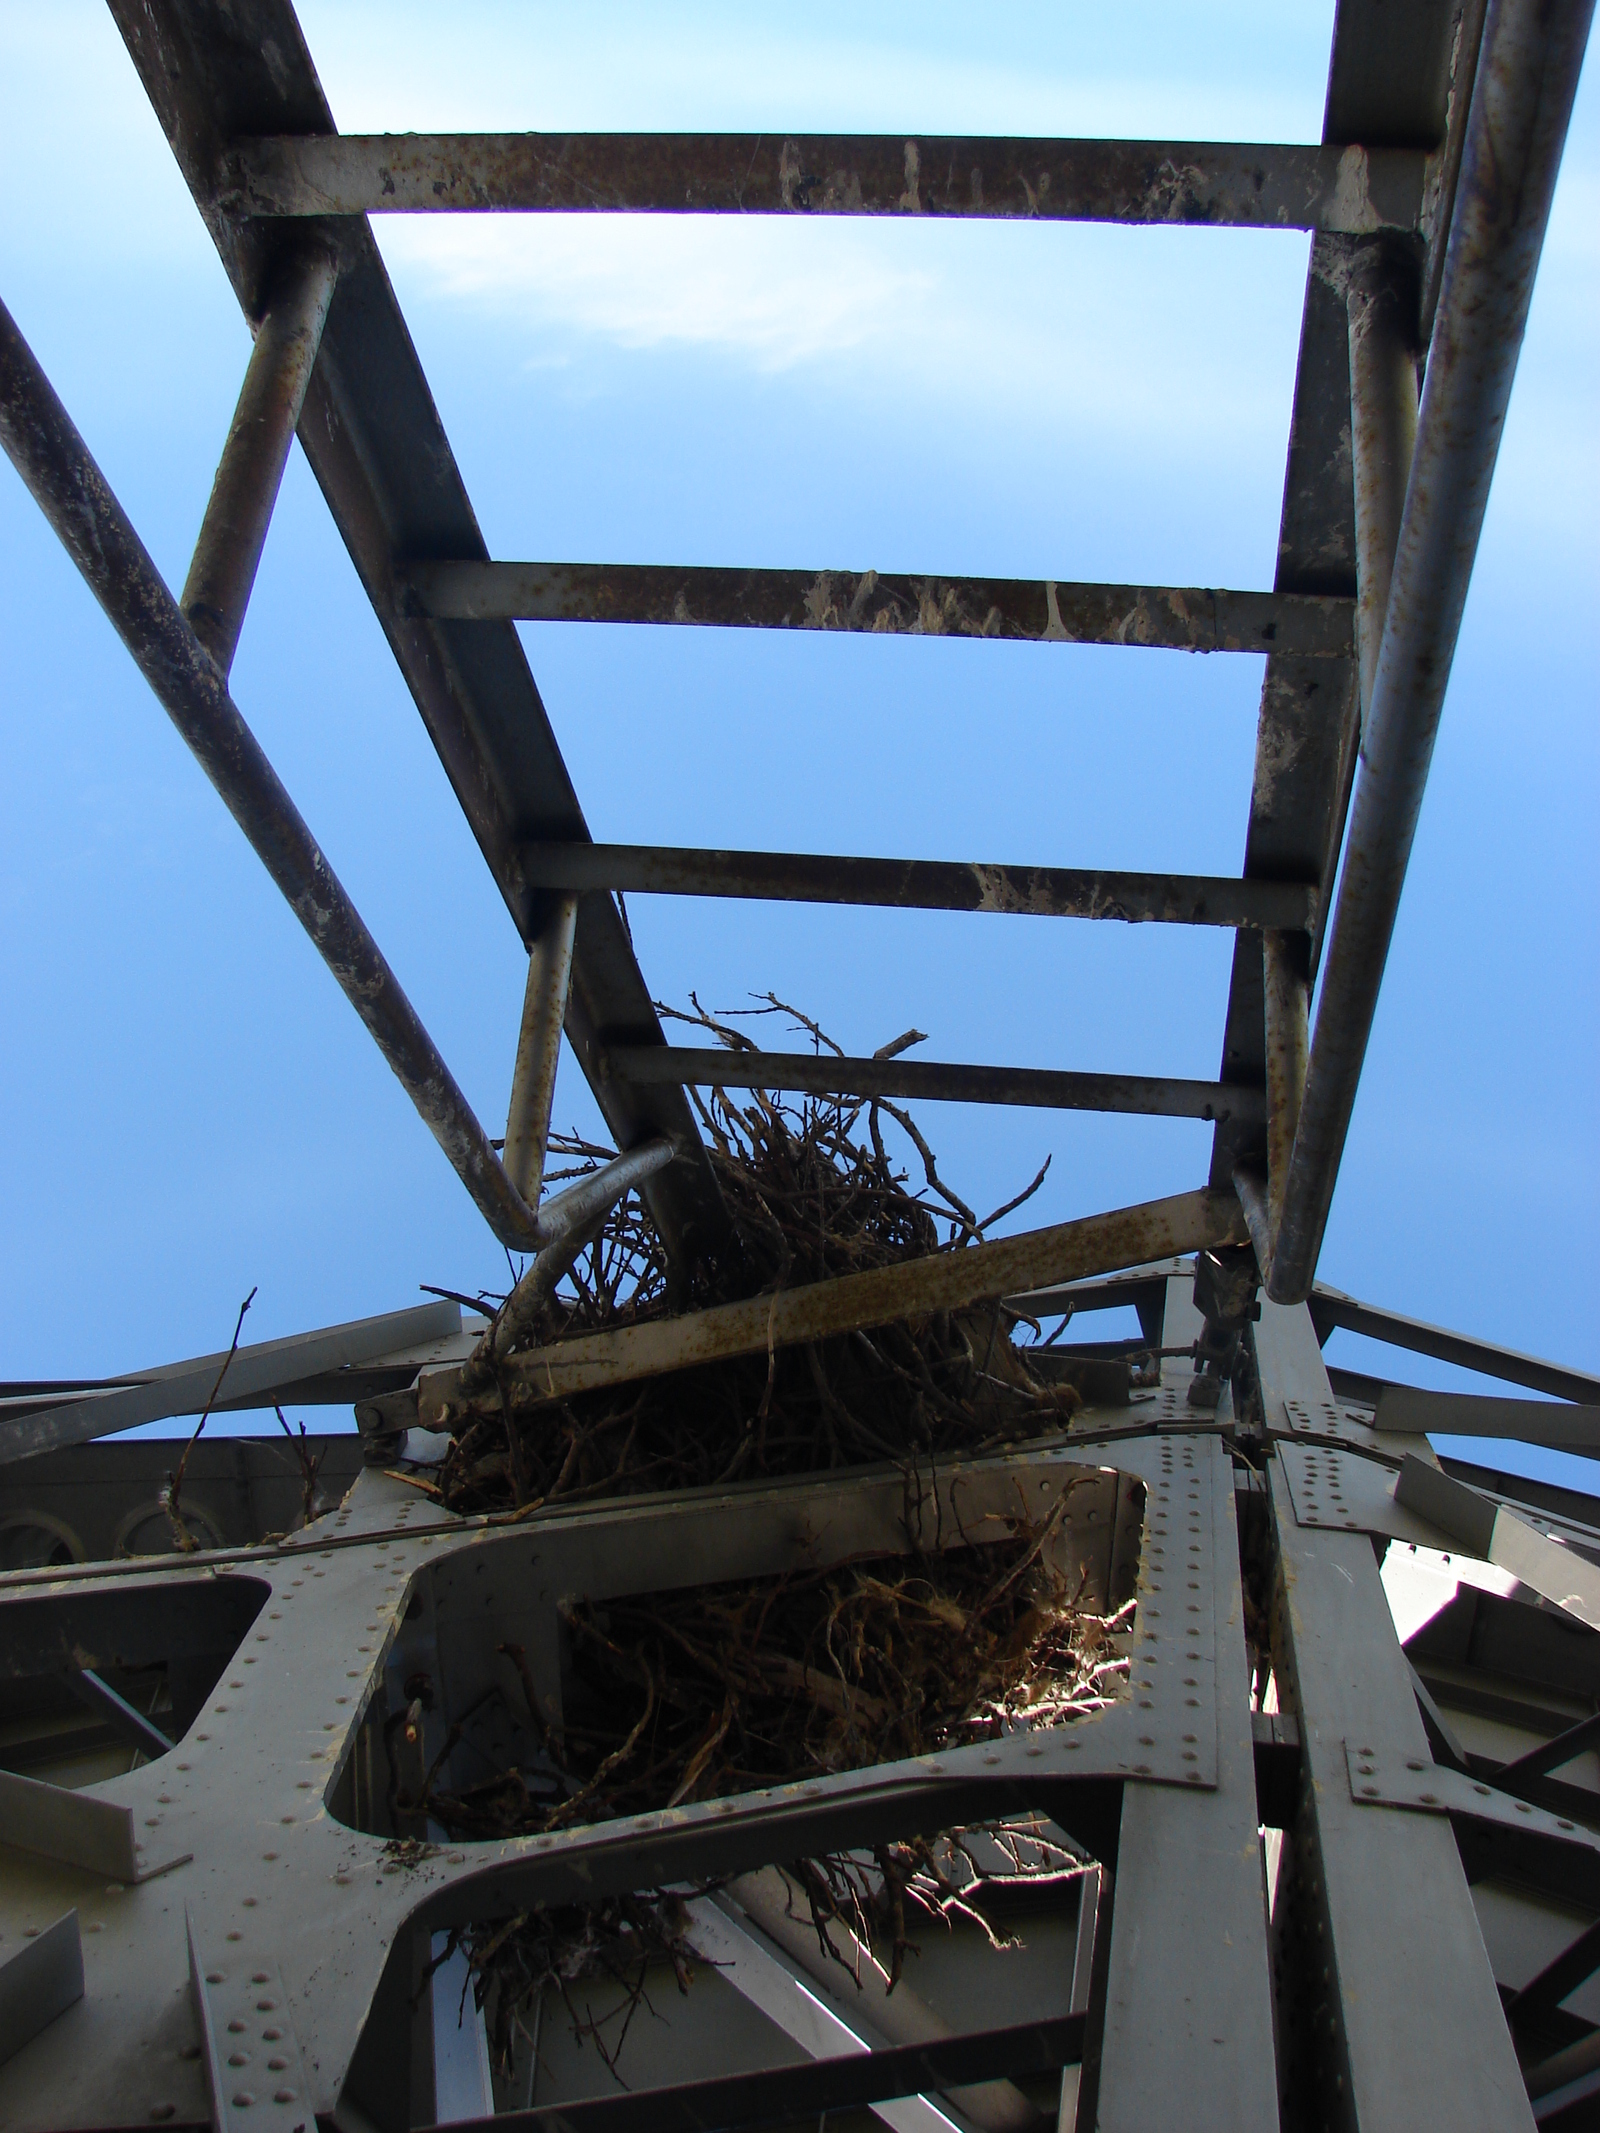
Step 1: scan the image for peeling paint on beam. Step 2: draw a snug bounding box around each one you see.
[606,1046,1265,1124]
[519,843,1317,930]
[418,1187,1249,1414]
[222,134,1425,233]
[405,562,1354,659]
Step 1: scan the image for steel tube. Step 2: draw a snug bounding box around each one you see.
[1344,240,1420,731]
[0,294,548,1250]
[529,1136,677,1249]
[1268,0,1594,1303]
[521,842,1315,931]
[606,1045,1263,1125]
[181,242,339,676]
[1261,930,1309,1239]
[503,893,578,1203]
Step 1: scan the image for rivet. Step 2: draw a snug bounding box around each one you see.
[261,1852,277,1862]
[1361,1785,1378,1797]
[226,1931,242,1943]
[1406,1760,1424,1772]
[228,2052,248,2068]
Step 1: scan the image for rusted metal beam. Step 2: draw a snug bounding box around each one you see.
[1269,0,1595,1302]
[1345,238,1420,734]
[520,843,1313,930]
[417,1186,1248,1417]
[220,133,1426,232]
[0,294,671,1259]
[108,0,730,1276]
[404,562,1354,659]
[606,1045,1263,1125]
[503,894,579,1206]
[180,240,338,677]
[1204,0,1474,1200]
[1261,930,1309,1240]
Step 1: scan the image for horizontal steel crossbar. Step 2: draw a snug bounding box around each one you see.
[605,1044,1264,1124]
[221,132,1425,232]
[404,560,1353,657]
[521,842,1315,928]
[426,2014,1087,2133]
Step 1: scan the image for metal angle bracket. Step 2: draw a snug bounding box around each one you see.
[0,1910,84,2069]
[187,1908,314,2133]
[1344,1745,1600,1855]
[0,1768,192,1884]
[1275,1438,1442,1544]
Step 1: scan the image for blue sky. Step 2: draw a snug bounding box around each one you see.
[0,4,1595,1474]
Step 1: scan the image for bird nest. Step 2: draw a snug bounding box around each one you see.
[421,997,1083,1520]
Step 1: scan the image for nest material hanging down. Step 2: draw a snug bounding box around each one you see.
[426,997,1083,1520]
[403,1493,1134,2082]
[402,1002,1131,2087]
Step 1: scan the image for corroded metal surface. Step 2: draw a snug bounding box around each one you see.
[419,1188,1247,1413]
[606,1045,1264,1125]
[0,298,546,1254]
[222,132,1426,232]
[406,561,1354,657]
[1271,0,1596,1301]
[518,842,1317,929]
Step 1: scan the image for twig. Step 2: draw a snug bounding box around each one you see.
[163,1287,255,1551]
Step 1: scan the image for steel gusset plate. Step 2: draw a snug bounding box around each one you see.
[0,1437,1241,2128]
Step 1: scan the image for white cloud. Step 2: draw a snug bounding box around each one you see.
[382,216,939,374]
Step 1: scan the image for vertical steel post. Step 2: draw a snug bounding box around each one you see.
[1262,930,1310,1245]
[1255,1299,1534,2126]
[1345,239,1420,736]
[1269,0,1595,1302]
[180,244,339,678]
[1092,1276,1279,2131]
[503,894,579,1206]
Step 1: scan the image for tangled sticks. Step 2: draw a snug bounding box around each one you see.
[413,1502,1129,2082]
[428,997,1079,1519]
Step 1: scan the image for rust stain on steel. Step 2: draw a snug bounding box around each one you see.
[222,135,1425,235]
[417,1188,1247,1419]
[515,843,1317,931]
[403,561,1353,660]
[605,1044,1265,1125]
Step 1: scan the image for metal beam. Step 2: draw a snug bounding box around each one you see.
[0,298,554,1255]
[1256,1299,1535,2127]
[424,2016,1086,2133]
[606,1044,1263,1124]
[1372,1386,1600,1449]
[1270,0,1595,1300]
[418,1186,1248,1416]
[503,894,579,1205]
[219,132,1427,231]
[405,561,1353,658]
[0,1300,462,1462]
[1308,1284,1600,1403]
[107,0,729,1274]
[1206,0,1471,1196]
[519,843,1316,930]
[179,239,338,677]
